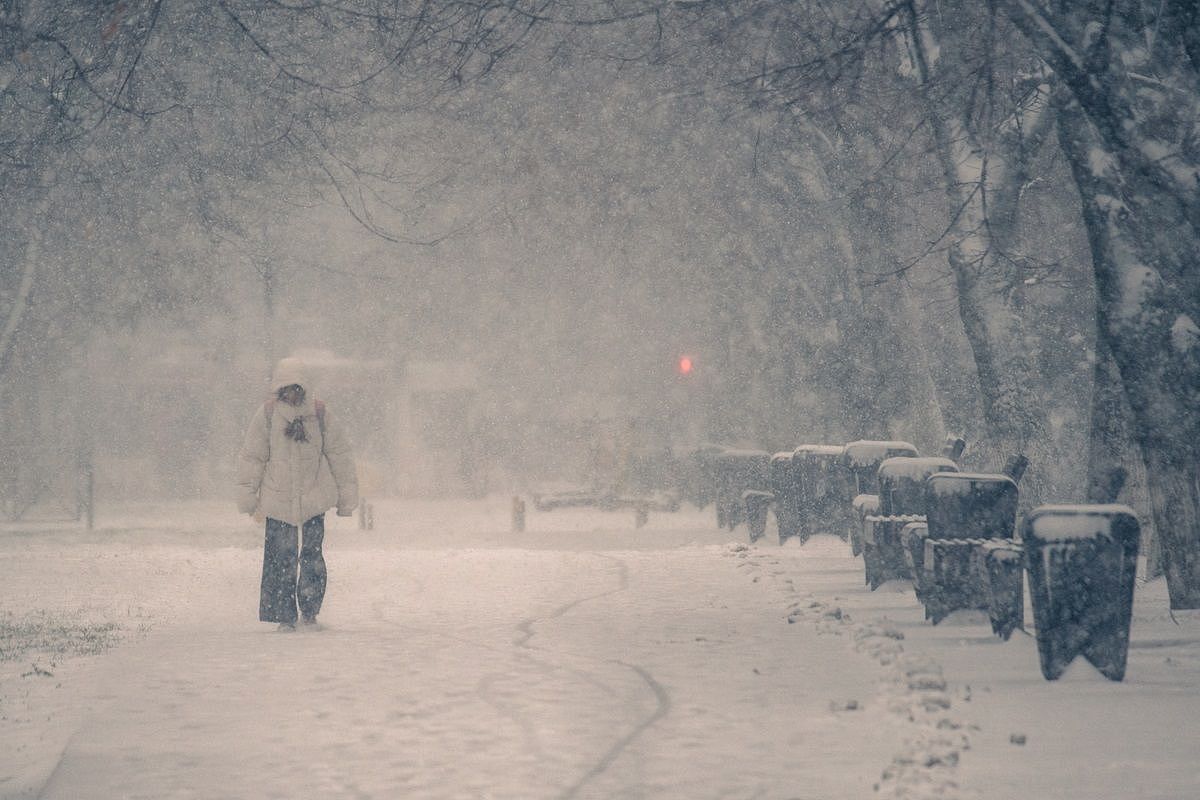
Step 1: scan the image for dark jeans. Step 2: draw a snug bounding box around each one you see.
[259,514,326,624]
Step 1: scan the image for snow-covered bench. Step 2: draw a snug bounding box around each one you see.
[860,456,959,589]
[1023,505,1140,681]
[711,449,771,536]
[789,444,851,544]
[918,500,1140,680]
[919,472,1020,629]
[682,444,726,510]
[841,440,919,497]
[840,440,919,561]
[903,530,1022,637]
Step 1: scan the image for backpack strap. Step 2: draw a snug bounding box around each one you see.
[261,399,275,461]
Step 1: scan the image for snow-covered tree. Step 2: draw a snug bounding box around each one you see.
[1003,0,1200,608]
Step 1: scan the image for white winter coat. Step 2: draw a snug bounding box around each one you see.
[236,378,359,527]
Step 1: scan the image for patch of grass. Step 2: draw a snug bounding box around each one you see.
[0,611,122,662]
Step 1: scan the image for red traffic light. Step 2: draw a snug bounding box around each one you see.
[678,355,694,375]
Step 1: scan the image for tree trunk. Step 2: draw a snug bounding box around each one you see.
[946,249,1040,457]
[1085,339,1128,504]
[1082,337,1163,576]
[0,186,54,381]
[796,121,947,449]
[1056,93,1200,607]
[793,131,887,440]
[0,244,38,380]
[892,280,948,452]
[1145,453,1200,608]
[905,5,1050,487]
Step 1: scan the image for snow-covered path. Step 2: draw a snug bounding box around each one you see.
[6,497,1200,799]
[39,550,901,799]
[15,504,902,800]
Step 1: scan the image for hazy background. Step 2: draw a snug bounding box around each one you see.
[0,2,1138,517]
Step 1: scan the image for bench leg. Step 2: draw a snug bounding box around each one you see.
[927,543,987,624]
[874,523,913,586]
[849,522,863,556]
[902,531,930,604]
[862,543,882,589]
[984,552,1024,641]
[747,505,767,543]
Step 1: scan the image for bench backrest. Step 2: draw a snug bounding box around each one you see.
[793,445,852,503]
[842,440,919,495]
[769,452,797,494]
[878,457,959,515]
[794,444,846,457]
[683,445,727,506]
[1022,504,1140,544]
[924,472,1019,540]
[714,449,771,493]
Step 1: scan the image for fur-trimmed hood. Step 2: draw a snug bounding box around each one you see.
[271,357,309,393]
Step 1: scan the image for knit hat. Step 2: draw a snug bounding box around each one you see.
[271,357,309,393]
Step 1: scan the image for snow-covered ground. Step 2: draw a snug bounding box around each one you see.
[2,497,1198,799]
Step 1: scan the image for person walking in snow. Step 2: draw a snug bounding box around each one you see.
[236,357,358,631]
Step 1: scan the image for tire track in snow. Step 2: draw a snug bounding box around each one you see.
[472,554,634,770]
[513,554,631,649]
[481,553,675,799]
[510,554,673,800]
[556,662,672,800]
